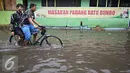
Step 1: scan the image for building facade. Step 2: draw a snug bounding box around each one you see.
[0,0,130,28]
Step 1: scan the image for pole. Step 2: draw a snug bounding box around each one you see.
[54,0,56,7]
[106,0,108,7]
[97,0,99,7]
[118,0,120,7]
[1,0,4,10]
[46,0,48,7]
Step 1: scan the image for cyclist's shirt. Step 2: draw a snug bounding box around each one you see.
[128,9,130,19]
[10,11,23,32]
[23,9,35,24]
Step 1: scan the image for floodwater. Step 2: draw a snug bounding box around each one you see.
[0,29,130,73]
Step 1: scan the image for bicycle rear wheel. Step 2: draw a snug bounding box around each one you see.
[40,35,63,48]
[9,35,24,46]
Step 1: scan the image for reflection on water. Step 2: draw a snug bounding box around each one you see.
[0,30,130,73]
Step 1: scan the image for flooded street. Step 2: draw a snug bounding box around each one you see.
[0,29,130,73]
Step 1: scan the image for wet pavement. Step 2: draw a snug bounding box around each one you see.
[0,29,130,73]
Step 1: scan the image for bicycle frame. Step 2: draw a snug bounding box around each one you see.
[32,33,46,45]
[30,27,47,45]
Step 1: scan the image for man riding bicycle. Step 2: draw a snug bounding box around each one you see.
[21,3,41,45]
[9,4,25,43]
[9,3,63,47]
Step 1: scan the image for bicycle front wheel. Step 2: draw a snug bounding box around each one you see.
[40,35,63,48]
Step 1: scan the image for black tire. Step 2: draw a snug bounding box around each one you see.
[40,35,63,48]
[9,35,14,44]
[9,35,19,44]
[9,35,24,46]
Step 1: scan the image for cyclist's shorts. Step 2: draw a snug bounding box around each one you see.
[21,24,39,41]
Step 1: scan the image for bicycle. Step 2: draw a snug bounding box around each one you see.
[9,26,63,48]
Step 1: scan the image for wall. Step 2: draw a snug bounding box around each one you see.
[81,0,90,7]
[0,0,129,28]
[0,0,23,25]
[35,7,129,28]
[0,11,128,28]
[16,0,23,4]
[31,0,128,28]
[36,18,128,28]
[27,0,90,7]
[27,0,90,8]
[0,11,14,24]
[28,0,42,8]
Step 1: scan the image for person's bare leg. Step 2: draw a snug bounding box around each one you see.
[33,34,37,43]
[24,40,29,46]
